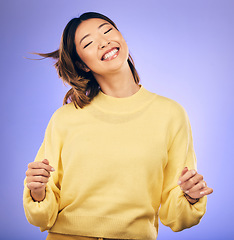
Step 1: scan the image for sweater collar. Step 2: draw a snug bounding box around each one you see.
[91,85,156,113]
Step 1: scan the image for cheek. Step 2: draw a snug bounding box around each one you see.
[117,35,129,56]
[78,49,96,67]
[120,40,129,61]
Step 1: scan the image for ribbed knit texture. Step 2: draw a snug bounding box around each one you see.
[23,86,207,240]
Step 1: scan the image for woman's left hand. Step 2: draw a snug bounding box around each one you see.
[178,167,213,201]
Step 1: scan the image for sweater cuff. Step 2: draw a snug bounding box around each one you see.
[23,184,52,204]
[179,188,207,214]
[23,184,56,229]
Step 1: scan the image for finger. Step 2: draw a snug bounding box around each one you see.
[27,182,46,190]
[178,169,196,185]
[28,161,55,172]
[26,175,49,184]
[178,167,188,185]
[42,159,49,165]
[180,174,203,192]
[41,159,55,172]
[26,168,51,177]
[186,186,213,199]
[181,167,188,176]
[200,187,213,196]
[184,180,206,194]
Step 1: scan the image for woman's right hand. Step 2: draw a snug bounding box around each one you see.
[25,159,55,202]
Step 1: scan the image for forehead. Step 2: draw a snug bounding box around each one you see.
[75,18,111,40]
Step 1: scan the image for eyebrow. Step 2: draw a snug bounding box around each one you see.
[79,22,110,44]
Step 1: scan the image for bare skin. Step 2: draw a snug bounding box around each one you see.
[25,19,213,204]
[26,159,55,202]
[26,19,141,202]
[74,18,140,98]
[178,167,213,204]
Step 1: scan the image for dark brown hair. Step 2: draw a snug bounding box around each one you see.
[37,12,140,109]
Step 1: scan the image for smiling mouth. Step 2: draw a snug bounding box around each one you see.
[101,47,119,61]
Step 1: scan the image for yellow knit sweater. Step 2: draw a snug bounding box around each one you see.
[23,86,207,240]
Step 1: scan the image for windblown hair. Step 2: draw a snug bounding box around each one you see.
[37,12,140,109]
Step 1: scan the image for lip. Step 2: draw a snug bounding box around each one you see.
[101,47,119,61]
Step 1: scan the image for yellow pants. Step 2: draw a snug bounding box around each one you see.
[46,232,126,240]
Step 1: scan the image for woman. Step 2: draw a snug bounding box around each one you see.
[23,12,213,240]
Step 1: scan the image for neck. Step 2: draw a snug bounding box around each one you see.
[92,63,140,98]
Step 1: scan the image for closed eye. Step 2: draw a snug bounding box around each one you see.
[84,41,93,48]
[104,28,113,34]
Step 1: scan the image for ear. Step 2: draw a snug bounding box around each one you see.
[83,66,90,72]
[75,61,90,72]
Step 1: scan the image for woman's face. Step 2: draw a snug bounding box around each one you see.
[74,18,129,77]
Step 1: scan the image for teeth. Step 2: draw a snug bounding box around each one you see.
[103,48,118,60]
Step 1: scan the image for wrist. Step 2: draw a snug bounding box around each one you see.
[30,189,46,202]
[184,192,200,205]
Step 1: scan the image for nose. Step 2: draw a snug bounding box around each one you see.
[98,38,110,49]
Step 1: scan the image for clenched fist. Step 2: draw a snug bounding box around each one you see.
[178,167,213,204]
[25,159,55,202]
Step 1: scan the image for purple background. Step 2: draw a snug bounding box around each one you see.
[1,0,233,239]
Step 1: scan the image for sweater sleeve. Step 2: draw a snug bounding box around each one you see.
[158,102,207,232]
[23,113,63,232]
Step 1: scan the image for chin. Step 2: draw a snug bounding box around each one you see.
[107,59,129,73]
